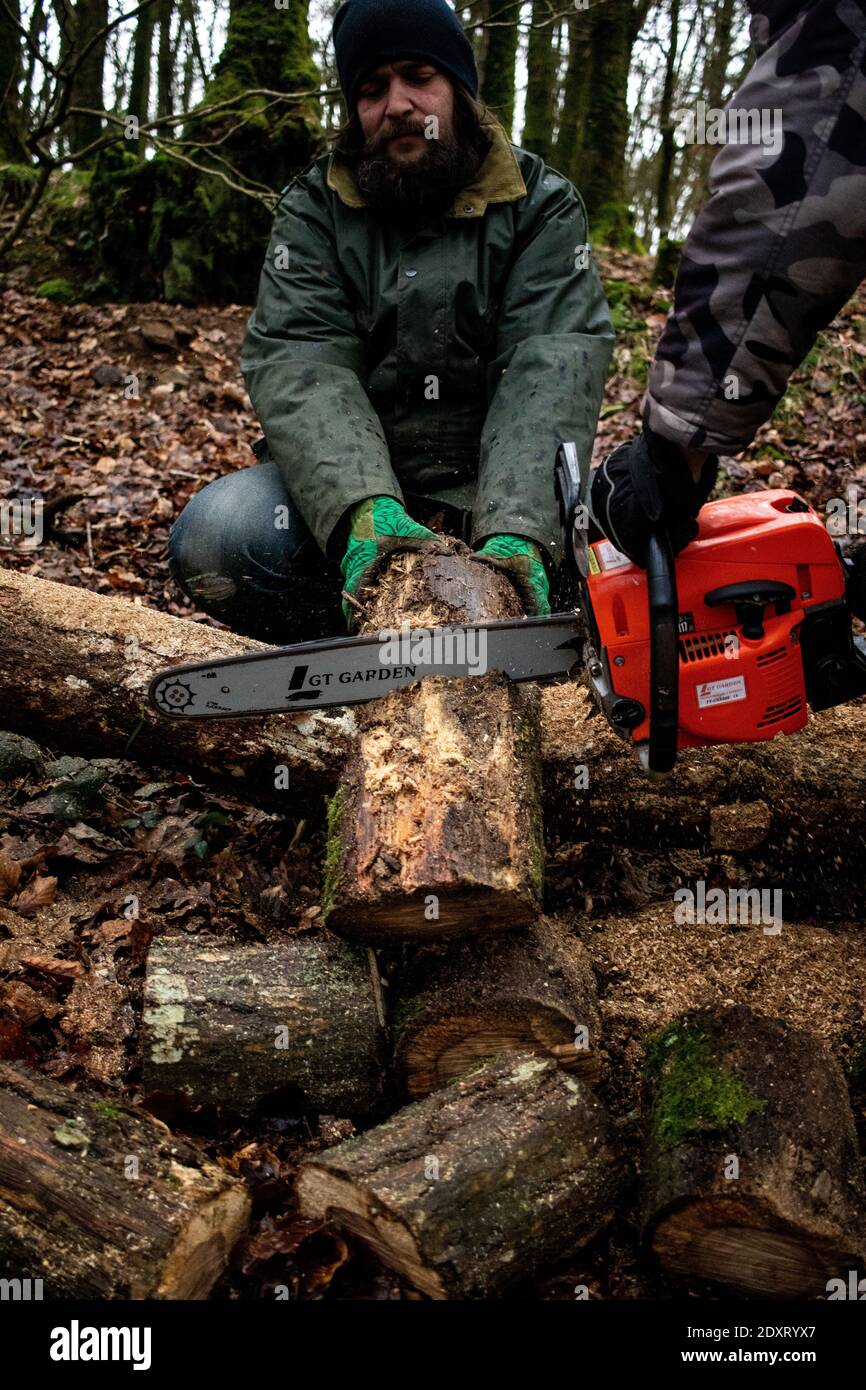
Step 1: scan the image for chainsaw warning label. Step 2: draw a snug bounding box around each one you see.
[696,675,747,709]
[596,540,631,571]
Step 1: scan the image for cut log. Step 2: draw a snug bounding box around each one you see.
[321,546,544,940]
[0,1060,250,1299]
[296,1050,626,1299]
[392,914,601,1096]
[641,1005,866,1297]
[543,683,866,915]
[141,933,387,1117]
[0,566,354,792]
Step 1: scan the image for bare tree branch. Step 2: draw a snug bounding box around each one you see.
[0,0,59,75]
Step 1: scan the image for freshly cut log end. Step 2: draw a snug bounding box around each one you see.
[297,1050,626,1299]
[141,933,387,1117]
[647,1201,860,1300]
[0,1061,250,1299]
[641,1005,866,1298]
[322,548,545,943]
[392,915,602,1096]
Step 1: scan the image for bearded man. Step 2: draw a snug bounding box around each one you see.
[169,0,614,640]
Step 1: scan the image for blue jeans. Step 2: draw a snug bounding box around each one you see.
[169,460,473,644]
[169,460,346,643]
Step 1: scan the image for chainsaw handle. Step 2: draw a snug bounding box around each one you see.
[645,532,679,775]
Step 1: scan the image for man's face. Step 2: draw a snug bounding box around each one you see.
[356,60,455,167]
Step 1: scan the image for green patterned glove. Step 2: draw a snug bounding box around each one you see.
[340,496,441,629]
[471,535,551,616]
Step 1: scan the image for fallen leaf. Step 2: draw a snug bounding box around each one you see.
[19,954,83,981]
[11,874,58,916]
[0,852,22,898]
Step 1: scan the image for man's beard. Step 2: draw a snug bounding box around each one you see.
[353,116,490,226]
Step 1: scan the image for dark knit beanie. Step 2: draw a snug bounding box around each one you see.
[333,0,479,111]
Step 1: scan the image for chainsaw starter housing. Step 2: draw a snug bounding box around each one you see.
[584,490,866,754]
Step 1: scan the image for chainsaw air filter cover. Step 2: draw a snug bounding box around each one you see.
[585,490,847,751]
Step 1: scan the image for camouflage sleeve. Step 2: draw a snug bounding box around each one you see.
[645,0,866,455]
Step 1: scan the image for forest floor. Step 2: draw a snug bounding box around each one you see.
[1,255,866,1299]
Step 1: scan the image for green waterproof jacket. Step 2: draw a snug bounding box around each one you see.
[240,116,614,567]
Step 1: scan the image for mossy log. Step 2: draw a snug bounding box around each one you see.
[296,1050,625,1299]
[0,1061,250,1299]
[141,934,387,1117]
[392,914,601,1096]
[641,1005,866,1297]
[321,546,544,941]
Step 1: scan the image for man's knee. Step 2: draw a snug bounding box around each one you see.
[170,471,248,599]
[169,462,302,603]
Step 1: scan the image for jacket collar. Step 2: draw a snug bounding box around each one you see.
[325,115,527,218]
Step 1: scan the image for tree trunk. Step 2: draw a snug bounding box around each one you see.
[654,0,680,244]
[21,0,47,131]
[0,0,27,162]
[551,13,592,184]
[392,914,601,1097]
[89,0,320,306]
[297,1050,626,1299]
[68,0,109,161]
[481,0,521,138]
[521,1,558,160]
[156,0,174,120]
[579,0,635,239]
[127,0,155,151]
[0,1060,250,1298]
[321,546,544,942]
[142,933,387,1118]
[641,1006,866,1297]
[465,0,488,86]
[681,0,736,221]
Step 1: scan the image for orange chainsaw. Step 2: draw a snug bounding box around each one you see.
[148,442,866,777]
[554,442,866,774]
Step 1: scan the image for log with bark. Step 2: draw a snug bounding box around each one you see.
[641,1005,866,1297]
[296,1050,626,1299]
[141,933,387,1117]
[321,546,544,940]
[392,914,601,1096]
[542,683,866,915]
[0,566,354,793]
[0,1060,250,1299]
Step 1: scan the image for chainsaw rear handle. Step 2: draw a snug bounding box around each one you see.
[554,441,679,774]
[644,532,679,776]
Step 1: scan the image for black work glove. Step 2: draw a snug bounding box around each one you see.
[590,426,719,566]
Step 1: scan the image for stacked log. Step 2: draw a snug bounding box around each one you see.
[641,1006,866,1297]
[391,915,601,1097]
[297,1050,626,1299]
[0,1061,249,1299]
[141,934,388,1118]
